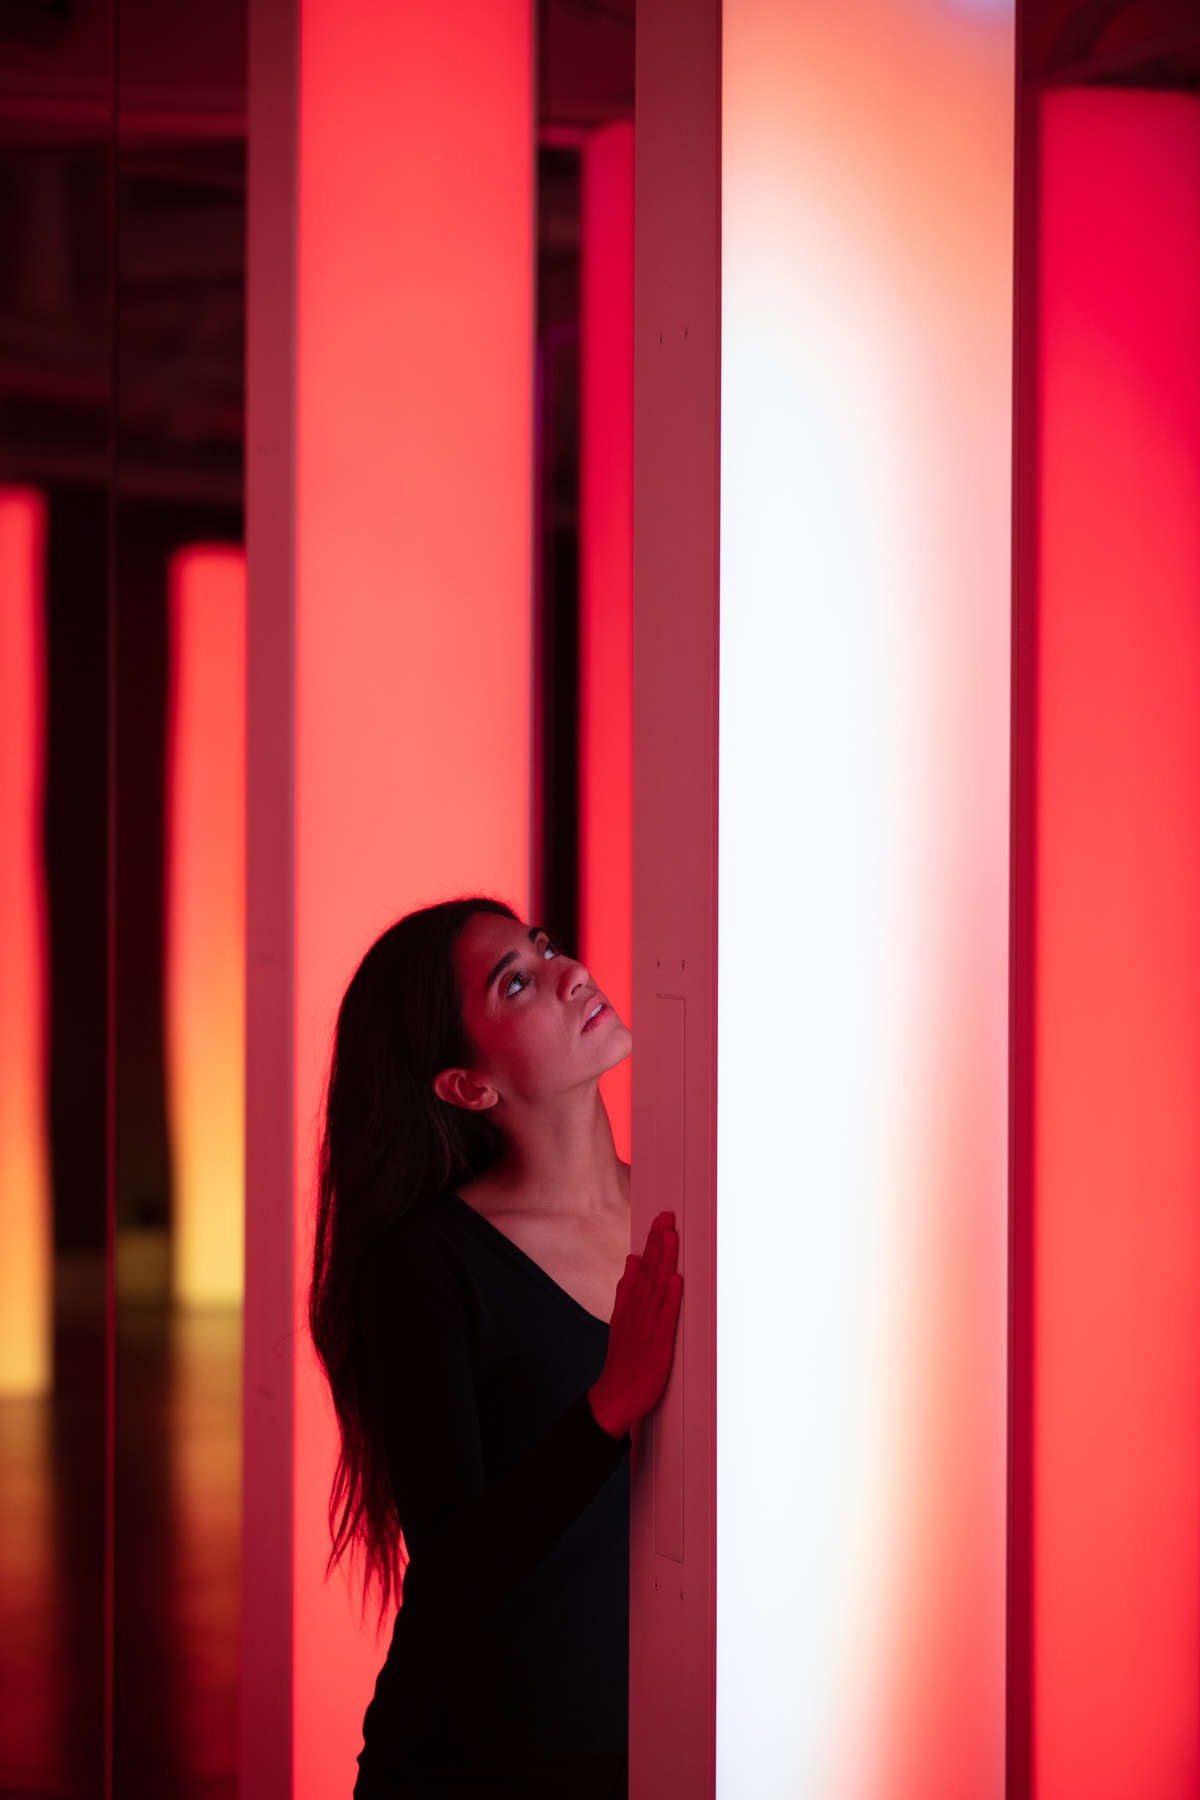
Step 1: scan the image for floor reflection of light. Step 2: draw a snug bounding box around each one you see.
[0,1399,66,1790]
[1,1255,106,1796]
[169,1309,241,1794]
[114,1301,241,1798]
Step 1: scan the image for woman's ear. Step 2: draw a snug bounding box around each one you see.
[432,1067,499,1112]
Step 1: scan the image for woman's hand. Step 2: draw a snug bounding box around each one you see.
[588,1212,683,1440]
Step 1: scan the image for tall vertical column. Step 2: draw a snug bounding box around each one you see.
[630,3,722,1794]
[247,1,534,1794]
[166,546,247,1308]
[580,121,635,1160]
[1034,88,1200,1800]
[716,0,1013,1794]
[244,1,300,1790]
[0,488,51,1398]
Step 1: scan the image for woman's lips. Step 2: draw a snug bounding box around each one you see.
[581,1001,608,1032]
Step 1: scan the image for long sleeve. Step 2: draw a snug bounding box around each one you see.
[359,1209,629,1631]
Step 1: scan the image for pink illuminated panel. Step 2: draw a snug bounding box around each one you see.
[580,121,634,1161]
[1035,88,1200,1800]
[166,546,247,1308]
[0,488,51,1396]
[718,1,1014,1793]
[293,2,533,1793]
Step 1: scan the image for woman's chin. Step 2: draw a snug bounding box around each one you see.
[598,1020,633,1073]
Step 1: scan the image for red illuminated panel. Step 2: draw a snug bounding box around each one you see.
[0,489,51,1397]
[1036,89,1200,1800]
[165,547,247,1307]
[580,122,634,1161]
[294,3,533,1793]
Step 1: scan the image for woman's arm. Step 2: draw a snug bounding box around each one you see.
[359,1212,680,1631]
[359,1225,620,1630]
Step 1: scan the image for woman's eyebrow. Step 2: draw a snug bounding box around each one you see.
[485,926,544,992]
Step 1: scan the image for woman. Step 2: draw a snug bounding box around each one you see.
[309,897,682,1799]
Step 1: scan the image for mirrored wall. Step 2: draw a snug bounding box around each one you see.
[0,2,631,1794]
[0,3,246,1793]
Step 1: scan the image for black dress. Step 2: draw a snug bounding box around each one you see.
[353,1189,631,1799]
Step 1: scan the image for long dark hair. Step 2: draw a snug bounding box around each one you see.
[308,896,517,1617]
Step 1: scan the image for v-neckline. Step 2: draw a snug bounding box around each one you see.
[445,1190,611,1330]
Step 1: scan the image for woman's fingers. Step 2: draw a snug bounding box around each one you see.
[592,1225,684,1436]
[610,1254,638,1323]
[640,1219,664,1279]
[640,1212,674,1276]
[613,1214,679,1335]
[632,1216,678,1309]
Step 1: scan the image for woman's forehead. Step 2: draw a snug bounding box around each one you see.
[456,912,530,977]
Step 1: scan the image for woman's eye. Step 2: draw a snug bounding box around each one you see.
[503,941,557,997]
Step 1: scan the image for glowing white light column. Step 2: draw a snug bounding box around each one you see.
[717,2,1014,1794]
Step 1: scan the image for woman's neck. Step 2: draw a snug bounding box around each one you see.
[462,1084,629,1220]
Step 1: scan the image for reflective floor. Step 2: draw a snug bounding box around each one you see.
[0,1279,239,1800]
[0,1259,105,1800]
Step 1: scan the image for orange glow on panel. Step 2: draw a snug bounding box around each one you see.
[166,547,247,1308]
[580,121,634,1162]
[294,3,533,1793]
[1035,89,1200,1800]
[0,488,51,1397]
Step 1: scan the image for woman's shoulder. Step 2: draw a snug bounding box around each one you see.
[372,1188,459,1261]
[358,1191,477,1344]
[365,1189,478,1293]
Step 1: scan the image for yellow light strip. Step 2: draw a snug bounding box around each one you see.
[166,546,247,1308]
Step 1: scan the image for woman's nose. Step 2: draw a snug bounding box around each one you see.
[559,954,590,996]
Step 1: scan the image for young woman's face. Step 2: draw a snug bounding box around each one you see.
[450,913,631,1105]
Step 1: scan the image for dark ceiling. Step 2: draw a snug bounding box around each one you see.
[0,0,634,502]
[541,0,634,127]
[1024,0,1200,85]
[6,0,1200,503]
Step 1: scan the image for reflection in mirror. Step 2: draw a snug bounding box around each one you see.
[537,0,635,1164]
[534,0,635,958]
[112,6,246,1793]
[3,0,636,1788]
[0,3,114,1793]
[0,2,247,1796]
[535,142,581,955]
